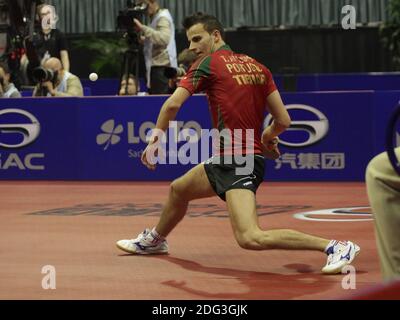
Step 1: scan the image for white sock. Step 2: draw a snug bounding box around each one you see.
[150,227,164,244]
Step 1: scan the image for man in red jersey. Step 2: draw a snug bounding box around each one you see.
[116,13,360,274]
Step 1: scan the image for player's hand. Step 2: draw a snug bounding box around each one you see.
[262,137,281,160]
[141,138,166,171]
[141,143,158,171]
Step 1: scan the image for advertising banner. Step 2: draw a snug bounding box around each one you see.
[1,91,399,181]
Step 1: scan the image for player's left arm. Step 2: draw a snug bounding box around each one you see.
[262,90,291,144]
[261,90,291,159]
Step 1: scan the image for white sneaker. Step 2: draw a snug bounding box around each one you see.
[116,229,168,255]
[322,240,360,274]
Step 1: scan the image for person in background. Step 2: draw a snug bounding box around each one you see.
[165,48,199,93]
[133,0,177,94]
[118,73,139,96]
[366,147,400,280]
[0,61,21,98]
[21,3,70,85]
[33,57,82,97]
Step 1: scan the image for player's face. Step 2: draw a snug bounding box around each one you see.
[186,23,214,58]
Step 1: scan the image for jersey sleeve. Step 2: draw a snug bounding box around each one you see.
[178,55,212,94]
[264,67,277,96]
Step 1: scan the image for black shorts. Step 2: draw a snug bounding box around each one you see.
[204,154,265,201]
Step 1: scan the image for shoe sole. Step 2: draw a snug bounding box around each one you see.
[116,242,169,255]
[322,245,361,274]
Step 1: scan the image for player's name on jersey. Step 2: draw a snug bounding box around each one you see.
[232,73,266,85]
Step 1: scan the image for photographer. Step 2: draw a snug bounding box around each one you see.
[32,57,82,97]
[0,61,21,98]
[133,0,177,94]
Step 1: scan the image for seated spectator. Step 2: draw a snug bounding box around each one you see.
[118,74,139,96]
[118,74,148,96]
[33,57,83,97]
[0,62,21,98]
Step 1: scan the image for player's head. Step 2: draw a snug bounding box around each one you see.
[182,13,225,58]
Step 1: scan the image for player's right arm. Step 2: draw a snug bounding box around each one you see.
[141,56,211,170]
[141,87,191,170]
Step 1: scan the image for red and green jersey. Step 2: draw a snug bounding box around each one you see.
[179,44,277,155]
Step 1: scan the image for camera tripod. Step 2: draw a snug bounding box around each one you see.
[119,32,140,95]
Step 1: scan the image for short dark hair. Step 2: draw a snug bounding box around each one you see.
[182,13,225,40]
[0,61,10,74]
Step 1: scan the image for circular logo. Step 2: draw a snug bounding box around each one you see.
[0,109,41,149]
[293,207,372,222]
[264,104,329,147]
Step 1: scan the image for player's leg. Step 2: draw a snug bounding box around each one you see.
[225,189,329,251]
[116,163,215,254]
[155,163,215,237]
[226,189,360,273]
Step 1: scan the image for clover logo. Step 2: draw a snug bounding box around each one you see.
[96,120,123,150]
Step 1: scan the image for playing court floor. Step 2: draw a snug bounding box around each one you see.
[0,181,381,299]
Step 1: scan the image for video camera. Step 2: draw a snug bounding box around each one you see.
[32,66,57,83]
[164,65,188,79]
[117,0,148,32]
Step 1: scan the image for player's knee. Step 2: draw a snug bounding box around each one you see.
[235,231,263,250]
[170,179,187,199]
